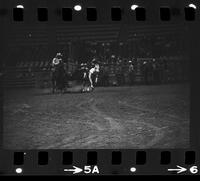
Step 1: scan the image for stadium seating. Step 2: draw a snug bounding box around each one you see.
[3,23,190,88]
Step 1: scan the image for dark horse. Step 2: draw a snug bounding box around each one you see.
[51,61,66,93]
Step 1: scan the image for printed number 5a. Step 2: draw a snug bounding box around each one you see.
[190,166,198,174]
[84,166,99,174]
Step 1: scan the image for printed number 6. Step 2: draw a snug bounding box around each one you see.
[190,166,198,174]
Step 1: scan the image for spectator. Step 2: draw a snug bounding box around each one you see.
[128,63,135,86]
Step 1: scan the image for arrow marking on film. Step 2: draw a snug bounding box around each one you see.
[64,166,83,174]
[168,165,187,174]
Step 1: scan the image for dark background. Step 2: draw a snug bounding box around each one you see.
[0,0,200,175]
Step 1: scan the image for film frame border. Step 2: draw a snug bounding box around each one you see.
[0,150,200,175]
[1,0,200,23]
[0,0,200,175]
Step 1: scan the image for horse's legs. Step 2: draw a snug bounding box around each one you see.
[52,79,56,93]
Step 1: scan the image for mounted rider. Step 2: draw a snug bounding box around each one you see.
[51,52,64,93]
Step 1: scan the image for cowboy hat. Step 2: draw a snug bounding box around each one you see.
[53,58,60,65]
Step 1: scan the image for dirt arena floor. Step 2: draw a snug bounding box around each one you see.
[3,84,190,149]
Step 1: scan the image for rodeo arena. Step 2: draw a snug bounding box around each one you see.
[2,22,190,149]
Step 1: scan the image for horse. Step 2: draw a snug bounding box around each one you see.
[51,61,66,93]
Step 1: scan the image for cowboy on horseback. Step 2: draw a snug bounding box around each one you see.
[51,53,65,93]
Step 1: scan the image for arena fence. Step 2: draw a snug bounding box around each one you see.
[3,56,189,88]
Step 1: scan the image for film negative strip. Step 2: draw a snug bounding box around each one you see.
[0,0,200,176]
